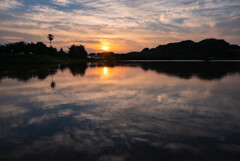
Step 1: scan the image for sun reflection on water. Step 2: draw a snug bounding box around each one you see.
[104,67,108,75]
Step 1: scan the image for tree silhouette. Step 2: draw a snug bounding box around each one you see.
[47,34,54,47]
[59,47,65,55]
[50,75,56,88]
[69,44,88,59]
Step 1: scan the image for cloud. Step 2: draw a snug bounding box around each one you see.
[0,105,27,118]
[215,17,240,36]
[1,65,240,159]
[0,0,22,10]
[0,0,239,52]
[52,0,74,6]
[74,40,100,44]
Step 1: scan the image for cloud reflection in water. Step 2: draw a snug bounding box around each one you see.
[0,63,240,161]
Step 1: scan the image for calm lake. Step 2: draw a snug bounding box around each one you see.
[0,62,240,161]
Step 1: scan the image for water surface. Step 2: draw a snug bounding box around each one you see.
[0,62,240,161]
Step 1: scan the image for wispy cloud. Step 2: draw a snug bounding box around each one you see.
[0,0,22,10]
[52,0,74,6]
[0,0,239,52]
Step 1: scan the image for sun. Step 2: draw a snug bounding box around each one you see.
[102,46,109,51]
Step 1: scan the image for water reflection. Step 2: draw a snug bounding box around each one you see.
[0,62,240,161]
[50,75,56,89]
[68,63,88,77]
[103,67,108,75]
[139,62,240,80]
[0,62,240,83]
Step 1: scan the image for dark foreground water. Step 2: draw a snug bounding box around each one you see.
[0,62,240,161]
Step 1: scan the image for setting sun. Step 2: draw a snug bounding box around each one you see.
[102,46,109,51]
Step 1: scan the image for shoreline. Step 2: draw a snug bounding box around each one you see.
[1,54,240,65]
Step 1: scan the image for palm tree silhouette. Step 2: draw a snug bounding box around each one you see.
[48,34,54,47]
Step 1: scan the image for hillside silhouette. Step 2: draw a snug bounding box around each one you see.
[116,38,240,60]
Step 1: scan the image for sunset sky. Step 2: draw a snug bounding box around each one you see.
[0,0,239,53]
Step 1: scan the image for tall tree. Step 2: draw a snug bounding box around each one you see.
[47,34,54,47]
[69,44,88,59]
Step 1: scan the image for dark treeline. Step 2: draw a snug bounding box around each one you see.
[0,41,88,58]
[1,38,240,61]
[1,62,240,83]
[116,39,240,60]
[0,41,60,56]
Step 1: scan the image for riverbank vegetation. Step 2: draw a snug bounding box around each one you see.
[1,38,240,65]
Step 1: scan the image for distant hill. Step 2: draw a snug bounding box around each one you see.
[116,39,240,60]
